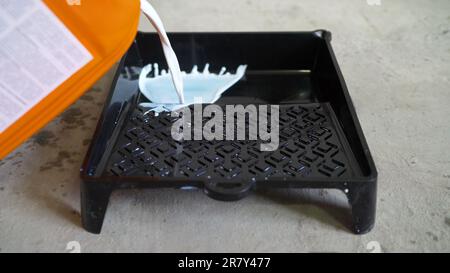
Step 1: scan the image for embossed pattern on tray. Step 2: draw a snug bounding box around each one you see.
[107,103,351,180]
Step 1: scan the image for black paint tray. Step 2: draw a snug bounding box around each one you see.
[80,31,377,234]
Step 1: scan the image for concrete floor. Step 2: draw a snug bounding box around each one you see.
[1,0,449,252]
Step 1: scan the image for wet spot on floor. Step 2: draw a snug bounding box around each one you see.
[68,158,78,164]
[58,151,71,160]
[39,151,72,172]
[61,108,85,128]
[80,95,95,102]
[0,187,4,191]
[33,130,57,147]
[12,161,22,167]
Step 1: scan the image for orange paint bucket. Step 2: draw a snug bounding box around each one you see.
[0,0,141,159]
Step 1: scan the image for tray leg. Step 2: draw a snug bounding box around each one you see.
[347,182,377,234]
[80,181,113,234]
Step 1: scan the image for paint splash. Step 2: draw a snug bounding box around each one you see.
[139,63,247,113]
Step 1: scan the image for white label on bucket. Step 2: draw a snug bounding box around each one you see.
[0,0,92,133]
